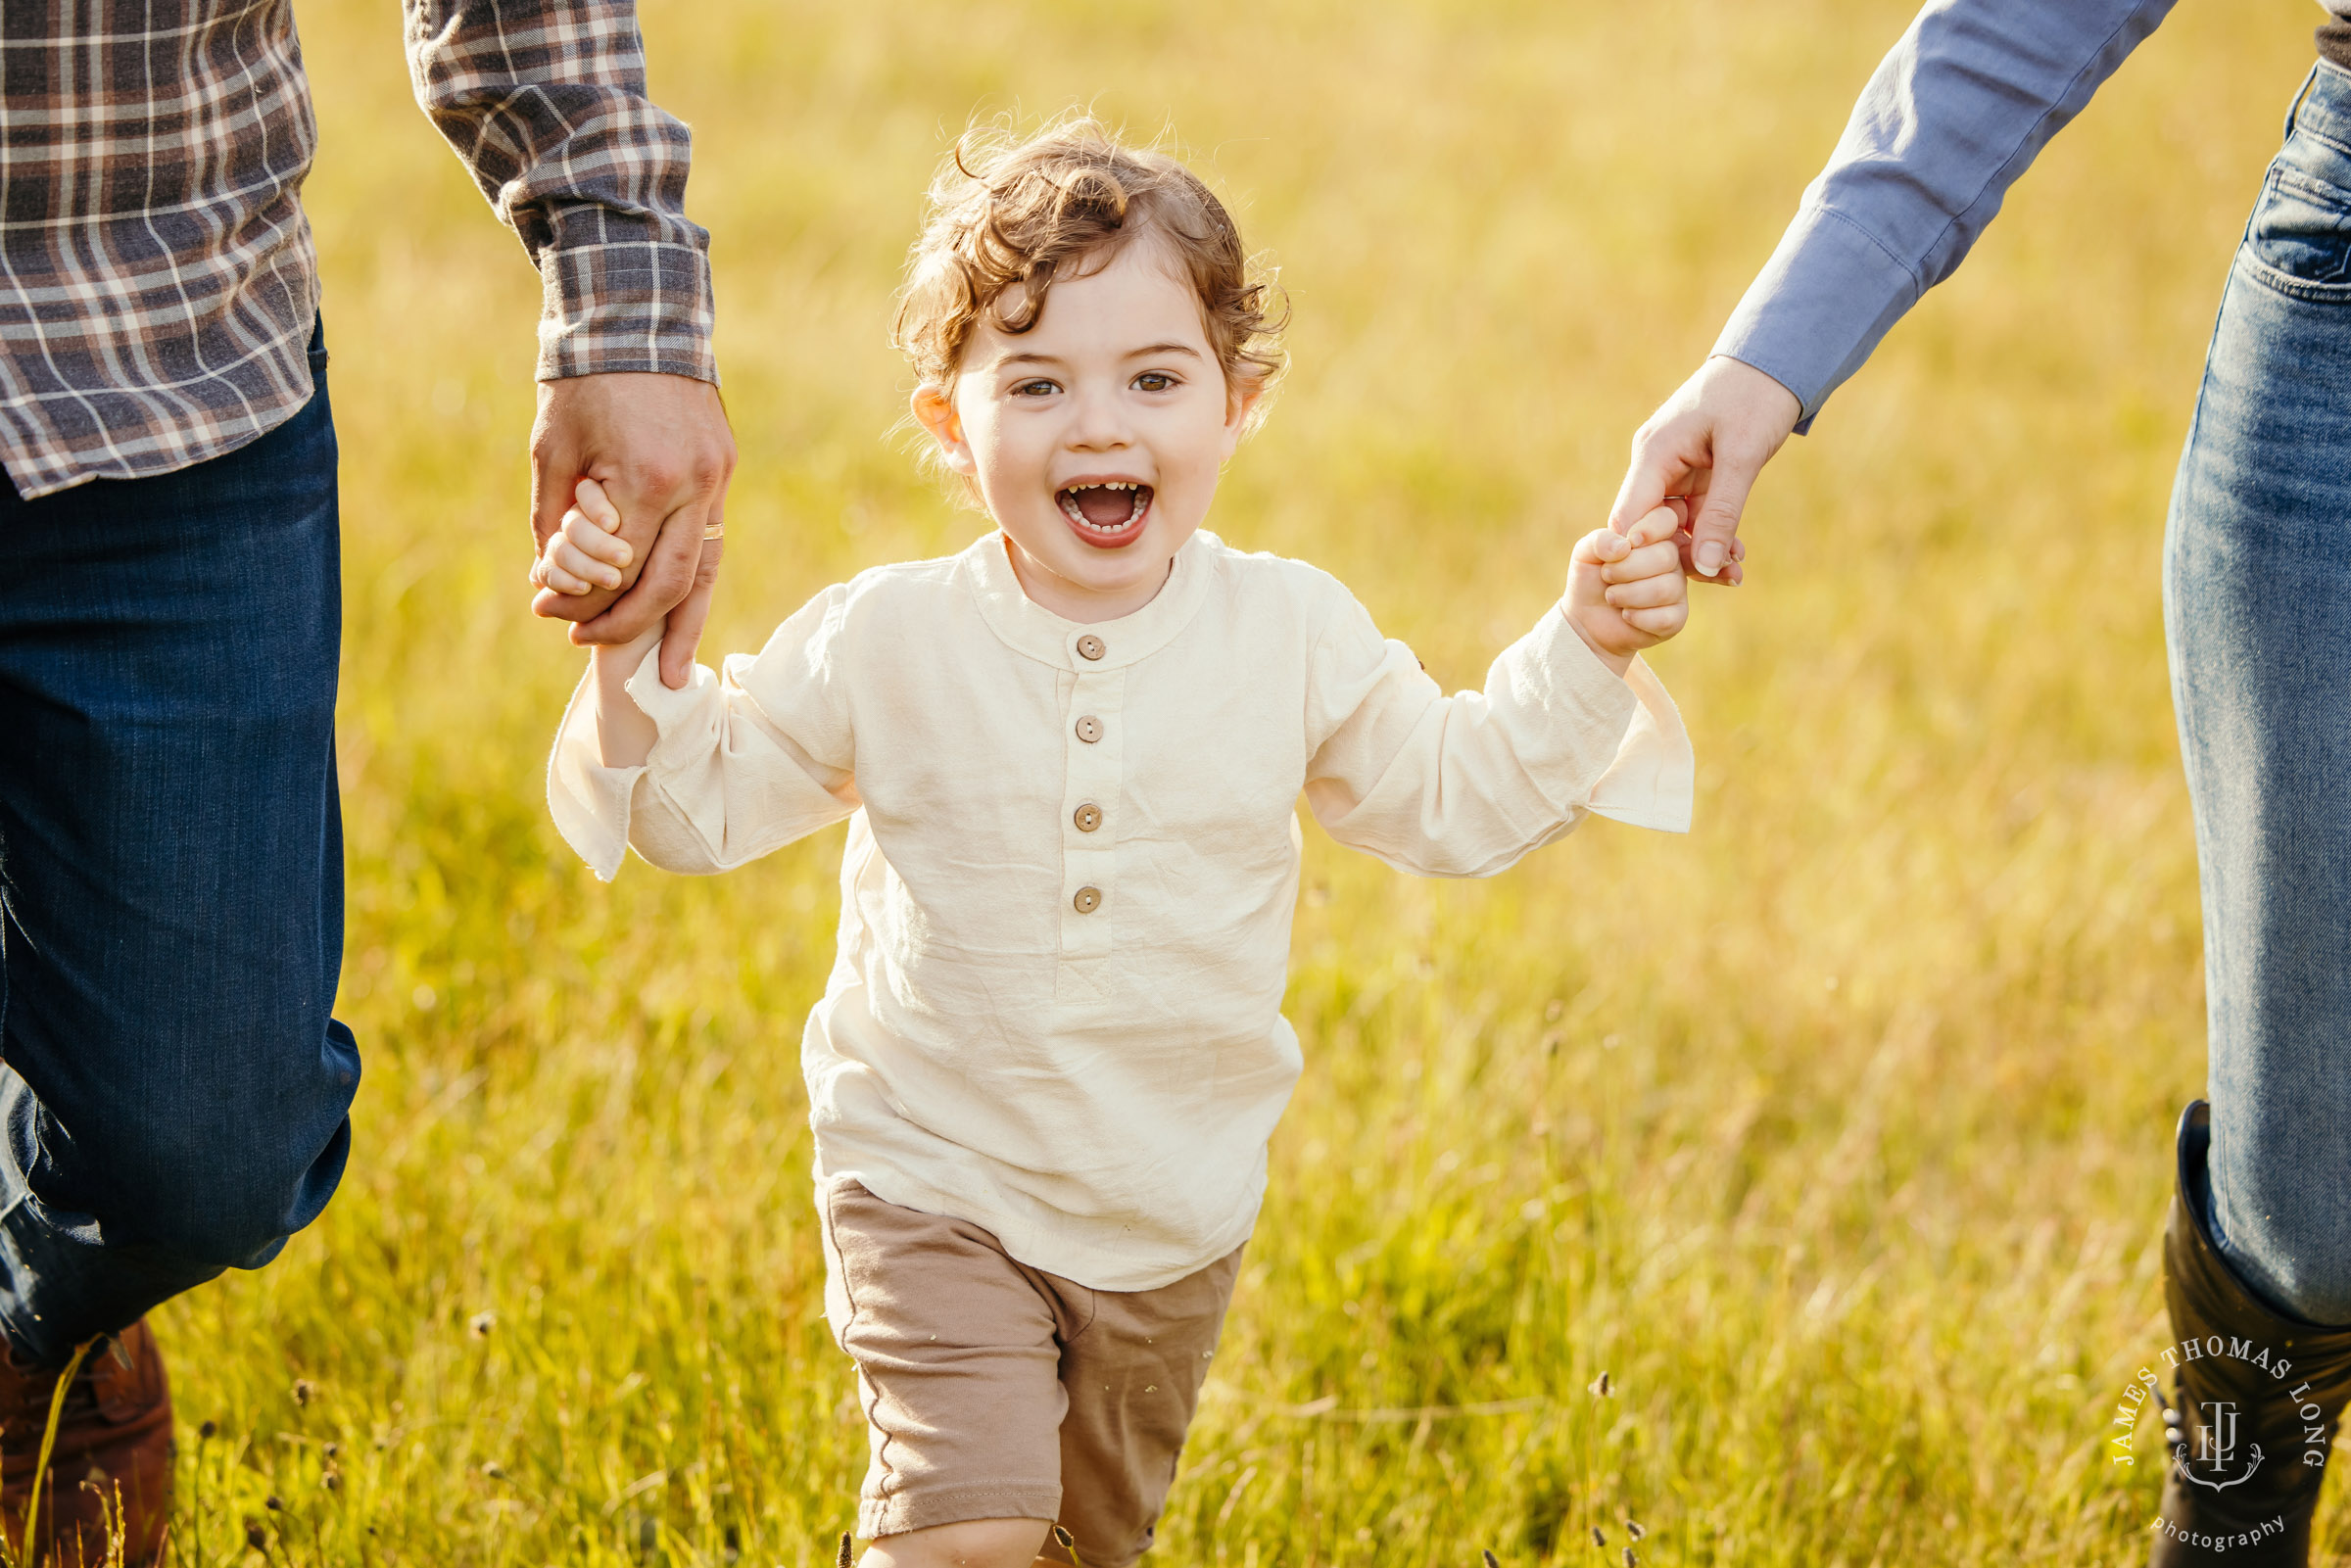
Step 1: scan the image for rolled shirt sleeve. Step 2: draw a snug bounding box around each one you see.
[1713,0,2179,428]
[547,589,859,879]
[1303,594,1692,879]
[403,0,717,384]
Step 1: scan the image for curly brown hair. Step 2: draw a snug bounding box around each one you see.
[893,116,1285,415]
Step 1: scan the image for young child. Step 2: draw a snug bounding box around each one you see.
[539,120,1695,1568]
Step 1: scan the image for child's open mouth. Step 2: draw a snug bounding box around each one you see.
[1056,481,1154,548]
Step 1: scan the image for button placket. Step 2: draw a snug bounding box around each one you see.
[1061,667,1124,957]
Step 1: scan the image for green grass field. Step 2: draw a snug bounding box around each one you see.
[140,1,2332,1562]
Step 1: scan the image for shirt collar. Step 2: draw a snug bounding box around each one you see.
[960,528,1219,672]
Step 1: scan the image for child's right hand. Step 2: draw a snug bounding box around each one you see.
[1564,502,1690,675]
[529,478,632,597]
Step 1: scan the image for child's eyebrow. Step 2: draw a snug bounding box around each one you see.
[990,343,1206,370]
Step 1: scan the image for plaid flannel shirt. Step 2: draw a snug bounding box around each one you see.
[0,1,714,500]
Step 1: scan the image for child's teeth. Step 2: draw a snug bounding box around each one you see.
[1058,483,1149,534]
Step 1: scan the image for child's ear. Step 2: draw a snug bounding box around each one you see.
[1221,373,1267,455]
[912,384,977,475]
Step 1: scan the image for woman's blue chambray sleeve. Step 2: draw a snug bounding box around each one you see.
[1712,0,2179,430]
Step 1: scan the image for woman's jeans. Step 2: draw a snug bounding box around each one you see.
[0,321,358,1367]
[2167,60,2351,1328]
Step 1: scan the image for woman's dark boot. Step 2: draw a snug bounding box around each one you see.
[2149,1102,2351,1565]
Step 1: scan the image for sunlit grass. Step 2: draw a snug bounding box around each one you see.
[136,1,2328,1562]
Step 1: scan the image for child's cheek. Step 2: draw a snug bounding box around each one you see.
[965,412,1016,486]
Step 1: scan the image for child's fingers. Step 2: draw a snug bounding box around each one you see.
[1598,538,1684,584]
[550,534,625,591]
[1603,573,1688,611]
[1623,503,1681,549]
[560,507,634,568]
[532,551,598,595]
[573,476,622,533]
[1571,527,1630,568]
[531,534,603,594]
[1619,602,1689,638]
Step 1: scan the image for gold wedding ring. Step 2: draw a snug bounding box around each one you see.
[703,521,725,541]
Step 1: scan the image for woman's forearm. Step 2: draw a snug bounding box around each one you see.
[1714,0,2178,428]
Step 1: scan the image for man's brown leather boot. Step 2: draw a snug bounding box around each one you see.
[0,1319,173,1567]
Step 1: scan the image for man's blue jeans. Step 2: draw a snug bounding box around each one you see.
[2167,61,2351,1328]
[0,322,357,1366]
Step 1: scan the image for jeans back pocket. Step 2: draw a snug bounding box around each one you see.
[2249,132,2351,289]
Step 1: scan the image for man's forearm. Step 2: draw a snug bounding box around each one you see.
[402,0,717,384]
[406,0,735,687]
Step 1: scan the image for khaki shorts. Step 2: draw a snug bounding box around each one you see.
[818,1176,1244,1567]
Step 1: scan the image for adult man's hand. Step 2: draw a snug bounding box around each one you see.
[1608,356,1802,587]
[528,371,738,689]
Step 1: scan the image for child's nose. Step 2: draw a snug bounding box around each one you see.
[1067,389,1131,448]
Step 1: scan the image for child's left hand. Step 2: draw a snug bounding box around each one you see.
[530,478,631,598]
[1565,502,1690,675]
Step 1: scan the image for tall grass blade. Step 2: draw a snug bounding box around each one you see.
[18,1339,96,1568]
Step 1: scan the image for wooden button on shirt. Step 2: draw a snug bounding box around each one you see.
[548,528,1694,1293]
[1076,634,1106,660]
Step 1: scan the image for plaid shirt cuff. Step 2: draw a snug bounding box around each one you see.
[537,239,718,384]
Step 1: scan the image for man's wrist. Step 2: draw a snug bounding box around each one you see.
[536,241,718,385]
[538,363,721,388]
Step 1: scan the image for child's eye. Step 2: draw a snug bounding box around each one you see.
[1132,371,1177,393]
[1012,379,1060,398]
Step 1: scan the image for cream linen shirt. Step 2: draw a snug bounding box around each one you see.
[549,529,1694,1291]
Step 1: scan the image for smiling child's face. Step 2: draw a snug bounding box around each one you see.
[914,235,1261,623]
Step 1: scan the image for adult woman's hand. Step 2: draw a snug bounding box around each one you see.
[1608,356,1801,586]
